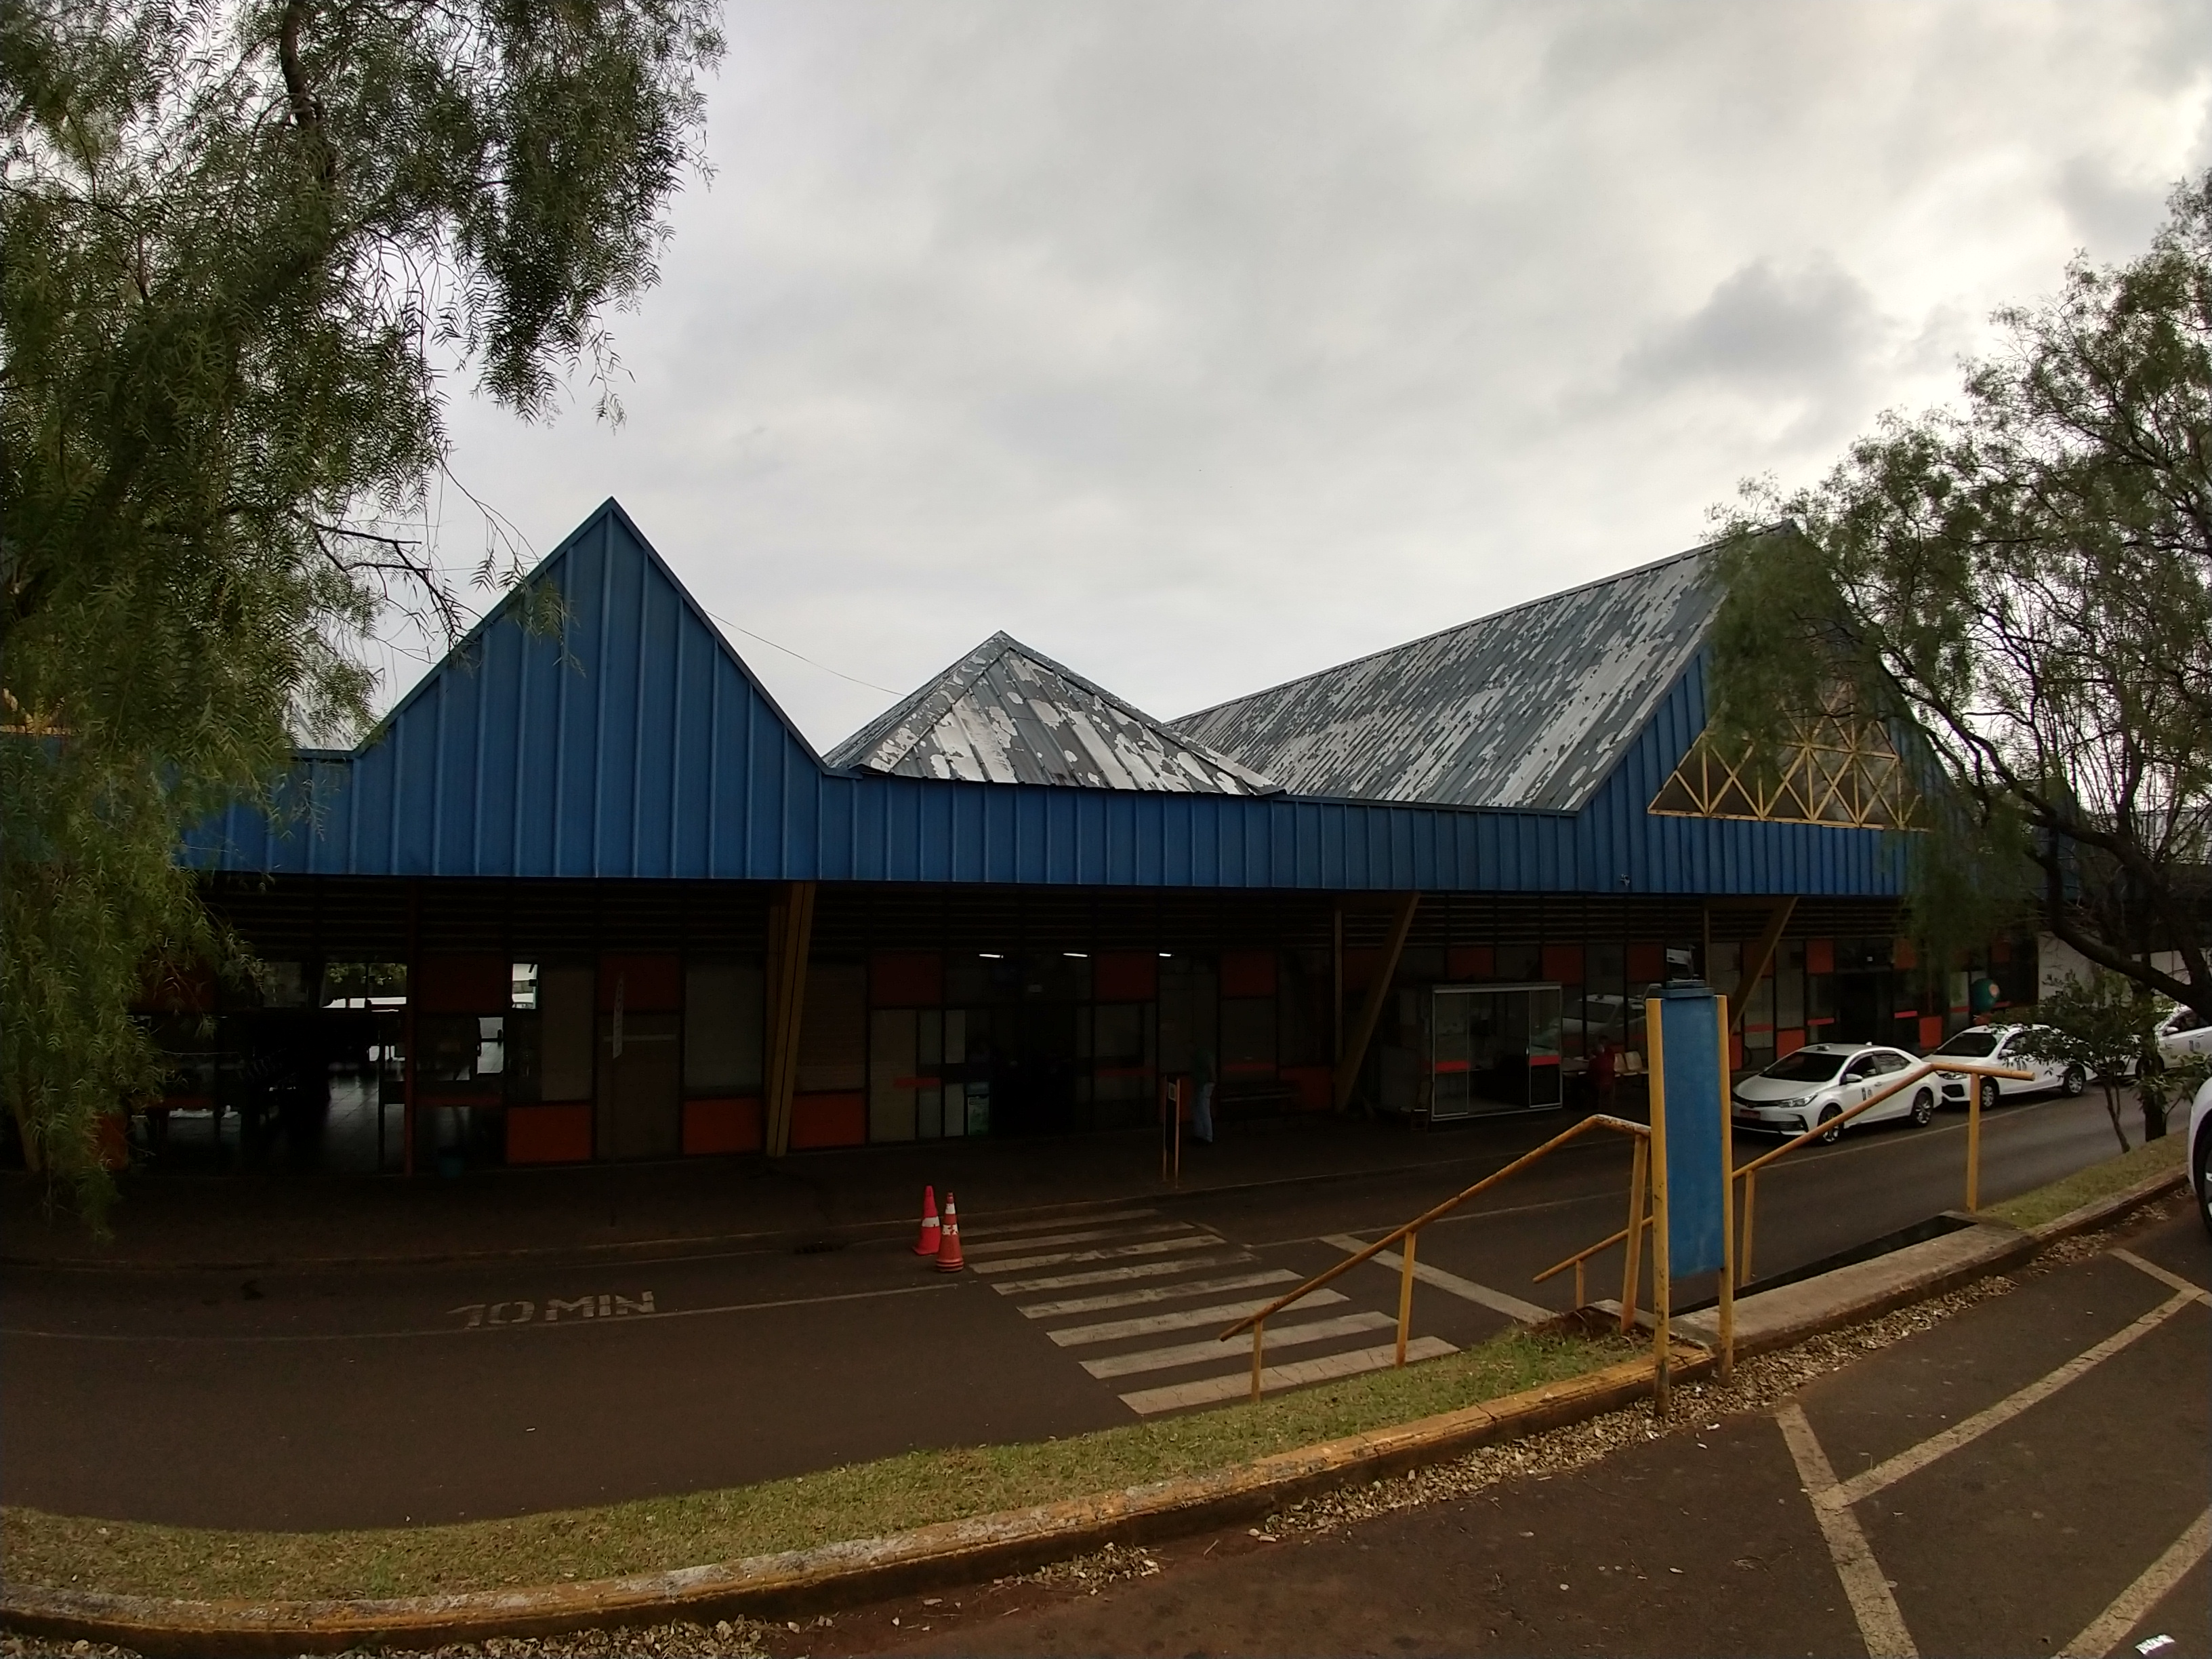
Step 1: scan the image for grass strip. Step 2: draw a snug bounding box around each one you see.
[1984,1129,2186,1232]
[3,1325,1629,1604]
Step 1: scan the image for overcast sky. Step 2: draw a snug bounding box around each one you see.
[414,0,2212,752]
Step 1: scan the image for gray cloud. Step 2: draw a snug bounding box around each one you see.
[422,0,2212,750]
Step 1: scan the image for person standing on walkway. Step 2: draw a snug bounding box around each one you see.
[1191,1041,1216,1144]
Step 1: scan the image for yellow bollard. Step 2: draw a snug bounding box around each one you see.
[1966,1082,1982,1212]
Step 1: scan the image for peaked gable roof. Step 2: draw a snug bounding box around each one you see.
[827,632,1281,795]
[1170,544,1721,813]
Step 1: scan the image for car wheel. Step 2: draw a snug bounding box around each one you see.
[2196,1126,2212,1240]
[1979,1076,2002,1113]
[1817,1105,1843,1145]
[2062,1064,2087,1098]
[1910,1088,1935,1127]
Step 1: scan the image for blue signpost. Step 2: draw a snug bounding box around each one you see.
[1645,983,1737,1408]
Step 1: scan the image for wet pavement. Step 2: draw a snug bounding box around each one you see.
[793,1206,2210,1659]
[0,1090,2163,1532]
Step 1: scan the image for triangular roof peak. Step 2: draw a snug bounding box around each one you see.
[827,632,1281,795]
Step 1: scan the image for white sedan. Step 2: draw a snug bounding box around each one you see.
[2190,1075,2212,1238]
[2154,1004,2212,1069]
[1732,1043,1936,1143]
[1928,1023,2086,1112]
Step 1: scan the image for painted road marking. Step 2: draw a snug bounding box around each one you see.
[1016,1269,1301,1320]
[451,1292,657,1328]
[961,1221,1192,1258]
[968,1233,1227,1275]
[2112,1248,2212,1304]
[1046,1290,1349,1347]
[987,1250,1257,1295]
[2060,1507,2211,1659]
[962,1208,1162,1240]
[1081,1311,1396,1379]
[1826,1289,2200,1510]
[1119,1336,1456,1416]
[1778,1401,1919,1659]
[1323,1233,1550,1324]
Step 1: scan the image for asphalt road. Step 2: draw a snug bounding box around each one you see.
[0,1088,2150,1530]
[830,1207,2211,1659]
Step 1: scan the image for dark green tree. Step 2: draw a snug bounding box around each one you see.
[1708,173,2212,1029]
[1,0,722,1219]
[2013,970,2165,1151]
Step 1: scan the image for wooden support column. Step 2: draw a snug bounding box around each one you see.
[1332,893,1419,1109]
[762,881,817,1158]
[1727,896,1797,1034]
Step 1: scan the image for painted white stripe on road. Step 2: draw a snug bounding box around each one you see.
[961,1221,1193,1258]
[1015,1269,1300,1319]
[1082,1311,1395,1379]
[959,1208,1160,1240]
[1827,1290,2200,1510]
[970,1233,1223,1275]
[2060,1506,2211,1658]
[1322,1233,1550,1325]
[1777,1402,1919,1659]
[1119,1336,1456,1416]
[988,1250,1255,1295]
[1046,1290,1349,1347]
[2112,1248,2212,1304]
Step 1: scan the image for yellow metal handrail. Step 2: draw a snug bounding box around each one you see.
[1533,1212,1654,1311]
[1216,1112,1652,1404]
[1731,1056,2032,1287]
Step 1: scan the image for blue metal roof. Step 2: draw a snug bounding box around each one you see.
[188,501,1905,897]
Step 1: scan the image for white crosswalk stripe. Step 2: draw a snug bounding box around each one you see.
[982,1211,1458,1416]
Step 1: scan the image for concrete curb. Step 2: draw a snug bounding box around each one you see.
[0,1345,1706,1657]
[2022,1161,2189,1244]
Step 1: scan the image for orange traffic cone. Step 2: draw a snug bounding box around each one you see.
[935,1191,965,1273]
[913,1185,941,1256]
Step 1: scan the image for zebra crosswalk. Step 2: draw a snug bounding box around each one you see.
[963,1207,1458,1416]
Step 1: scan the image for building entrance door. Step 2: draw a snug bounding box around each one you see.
[596,1012,680,1159]
[1430,983,1564,1119]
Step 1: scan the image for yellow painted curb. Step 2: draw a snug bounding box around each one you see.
[0,1345,1707,1656]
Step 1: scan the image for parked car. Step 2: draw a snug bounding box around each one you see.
[2189,1074,2212,1238]
[1732,1042,1935,1143]
[1927,1023,2087,1112]
[2154,1004,2212,1070]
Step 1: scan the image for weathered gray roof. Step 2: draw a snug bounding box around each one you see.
[827,632,1282,795]
[1171,546,1720,813]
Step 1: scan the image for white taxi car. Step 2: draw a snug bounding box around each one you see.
[2154,1004,2212,1069]
[2189,1074,2212,1237]
[1928,1023,2085,1112]
[1731,1042,1934,1144]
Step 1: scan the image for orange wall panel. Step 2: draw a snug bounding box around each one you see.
[1805,939,1835,975]
[1092,951,1159,1003]
[1218,951,1277,998]
[598,954,681,1012]
[417,954,510,1013]
[1541,944,1584,984]
[507,1103,592,1164]
[1778,1028,1807,1057]
[790,1091,865,1149]
[1446,945,1494,981]
[870,951,943,1007]
[1627,943,1666,983]
[1279,1065,1333,1111]
[682,1097,762,1155]
[1919,1015,1945,1050]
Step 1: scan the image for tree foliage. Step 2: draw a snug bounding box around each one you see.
[2013,971,2166,1153]
[1,0,721,1218]
[1708,173,2212,1021]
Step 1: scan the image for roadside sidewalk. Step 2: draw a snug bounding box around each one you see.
[0,1107,1629,1271]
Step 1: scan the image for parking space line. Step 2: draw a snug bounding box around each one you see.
[1046,1289,1349,1347]
[1080,1311,1397,1379]
[2112,1248,2212,1304]
[1322,1233,1550,1324]
[1777,1402,1919,1659]
[2059,1506,2211,1658]
[1828,1290,2199,1510]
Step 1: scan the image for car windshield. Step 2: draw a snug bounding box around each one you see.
[1932,1031,1999,1059]
[1760,1050,1846,1083]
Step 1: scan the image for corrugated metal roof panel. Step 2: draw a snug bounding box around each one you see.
[1170,546,1721,813]
[825,632,1280,796]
